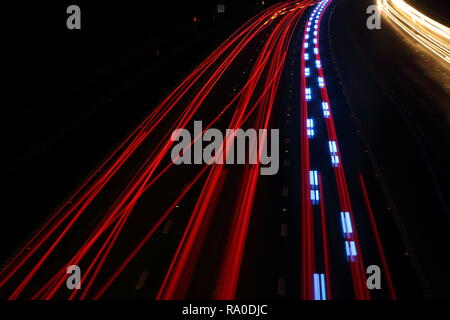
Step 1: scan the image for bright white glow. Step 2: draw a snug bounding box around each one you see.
[322,102,330,118]
[313,273,327,300]
[328,140,339,167]
[345,241,357,257]
[313,274,320,300]
[307,118,314,138]
[310,189,320,204]
[378,0,450,63]
[345,241,357,261]
[309,170,319,187]
[341,212,348,234]
[320,274,326,300]
[340,211,353,237]
[309,170,319,204]
[329,141,337,153]
[305,88,312,101]
[318,76,324,87]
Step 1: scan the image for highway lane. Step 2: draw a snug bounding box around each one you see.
[326,0,450,298]
[298,0,391,299]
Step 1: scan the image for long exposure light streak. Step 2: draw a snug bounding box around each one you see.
[301,0,370,300]
[378,0,450,63]
[0,0,317,300]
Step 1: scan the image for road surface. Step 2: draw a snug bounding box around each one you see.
[1,0,448,300]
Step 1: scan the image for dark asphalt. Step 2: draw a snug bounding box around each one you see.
[327,0,450,298]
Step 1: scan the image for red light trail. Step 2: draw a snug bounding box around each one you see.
[0,0,398,301]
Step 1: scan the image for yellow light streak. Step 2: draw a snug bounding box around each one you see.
[378,0,450,63]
